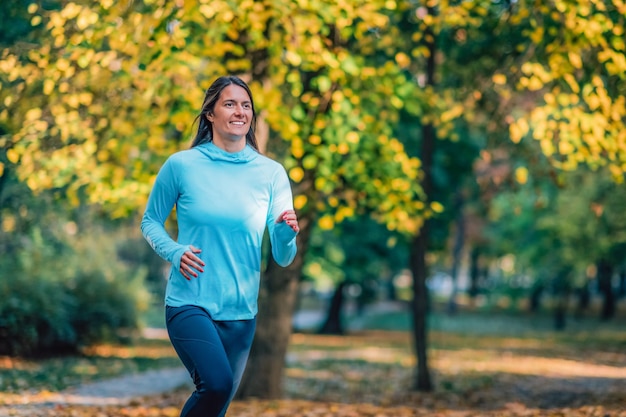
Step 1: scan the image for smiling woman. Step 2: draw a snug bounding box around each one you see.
[140,75,300,417]
[190,76,259,152]
[206,85,254,152]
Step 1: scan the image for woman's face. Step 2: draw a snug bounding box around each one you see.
[208,84,253,151]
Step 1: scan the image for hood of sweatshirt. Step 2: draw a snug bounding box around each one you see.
[195,141,259,164]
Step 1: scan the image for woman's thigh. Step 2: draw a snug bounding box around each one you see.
[165,306,256,391]
[165,305,233,392]
[214,318,257,392]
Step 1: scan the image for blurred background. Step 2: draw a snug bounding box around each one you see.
[0,0,625,411]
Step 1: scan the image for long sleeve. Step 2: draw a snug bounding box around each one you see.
[143,143,298,319]
[140,156,190,272]
[266,166,298,267]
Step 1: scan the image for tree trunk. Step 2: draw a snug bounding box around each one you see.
[318,281,347,335]
[236,215,312,399]
[386,274,398,301]
[597,259,615,321]
[575,280,590,318]
[553,297,567,331]
[468,246,480,305]
[447,192,464,315]
[529,284,543,312]
[552,267,571,330]
[410,228,433,392]
[407,3,436,393]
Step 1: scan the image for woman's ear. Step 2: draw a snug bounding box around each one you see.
[206,112,213,122]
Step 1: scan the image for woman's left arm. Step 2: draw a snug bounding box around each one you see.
[267,167,299,267]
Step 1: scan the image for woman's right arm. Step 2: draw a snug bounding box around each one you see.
[140,156,190,272]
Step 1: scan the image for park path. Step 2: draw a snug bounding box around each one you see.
[0,309,327,415]
[0,329,192,416]
[0,366,191,417]
[0,366,192,417]
[51,366,191,406]
[55,328,193,405]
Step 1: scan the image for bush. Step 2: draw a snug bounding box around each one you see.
[0,226,151,357]
[70,265,149,345]
[0,271,77,356]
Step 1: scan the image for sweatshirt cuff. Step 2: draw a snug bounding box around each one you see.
[172,245,191,271]
[275,222,298,243]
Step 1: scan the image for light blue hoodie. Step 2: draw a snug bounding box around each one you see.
[141,142,298,320]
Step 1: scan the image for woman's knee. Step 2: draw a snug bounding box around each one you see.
[196,372,234,397]
[194,374,234,412]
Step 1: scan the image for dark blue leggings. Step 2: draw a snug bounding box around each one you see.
[166,305,256,417]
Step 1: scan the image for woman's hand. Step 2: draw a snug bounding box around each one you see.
[180,245,205,280]
[277,209,300,233]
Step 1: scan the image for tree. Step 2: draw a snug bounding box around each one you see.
[486,165,626,327]
[504,0,626,179]
[389,0,521,391]
[1,0,427,397]
[304,214,409,335]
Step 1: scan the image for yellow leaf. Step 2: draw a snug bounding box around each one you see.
[395,52,410,68]
[2,214,16,233]
[492,74,506,85]
[345,131,359,144]
[514,166,528,184]
[335,205,354,222]
[43,79,55,95]
[56,58,70,72]
[25,107,41,121]
[441,104,464,123]
[527,76,544,91]
[509,118,528,144]
[6,149,19,163]
[558,140,574,155]
[302,155,317,169]
[568,51,582,69]
[285,50,302,66]
[289,166,304,183]
[331,90,344,102]
[315,177,326,191]
[585,94,600,110]
[430,201,444,213]
[76,13,91,30]
[291,146,304,159]
[563,73,580,93]
[540,138,555,156]
[609,164,623,181]
[390,95,403,109]
[294,195,307,209]
[318,215,334,230]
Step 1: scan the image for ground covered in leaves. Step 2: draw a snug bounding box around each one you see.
[1,313,625,416]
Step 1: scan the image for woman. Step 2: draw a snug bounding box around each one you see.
[141,75,299,417]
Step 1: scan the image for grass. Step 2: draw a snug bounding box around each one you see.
[0,337,180,393]
[1,301,624,411]
[284,299,626,408]
[283,317,626,410]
